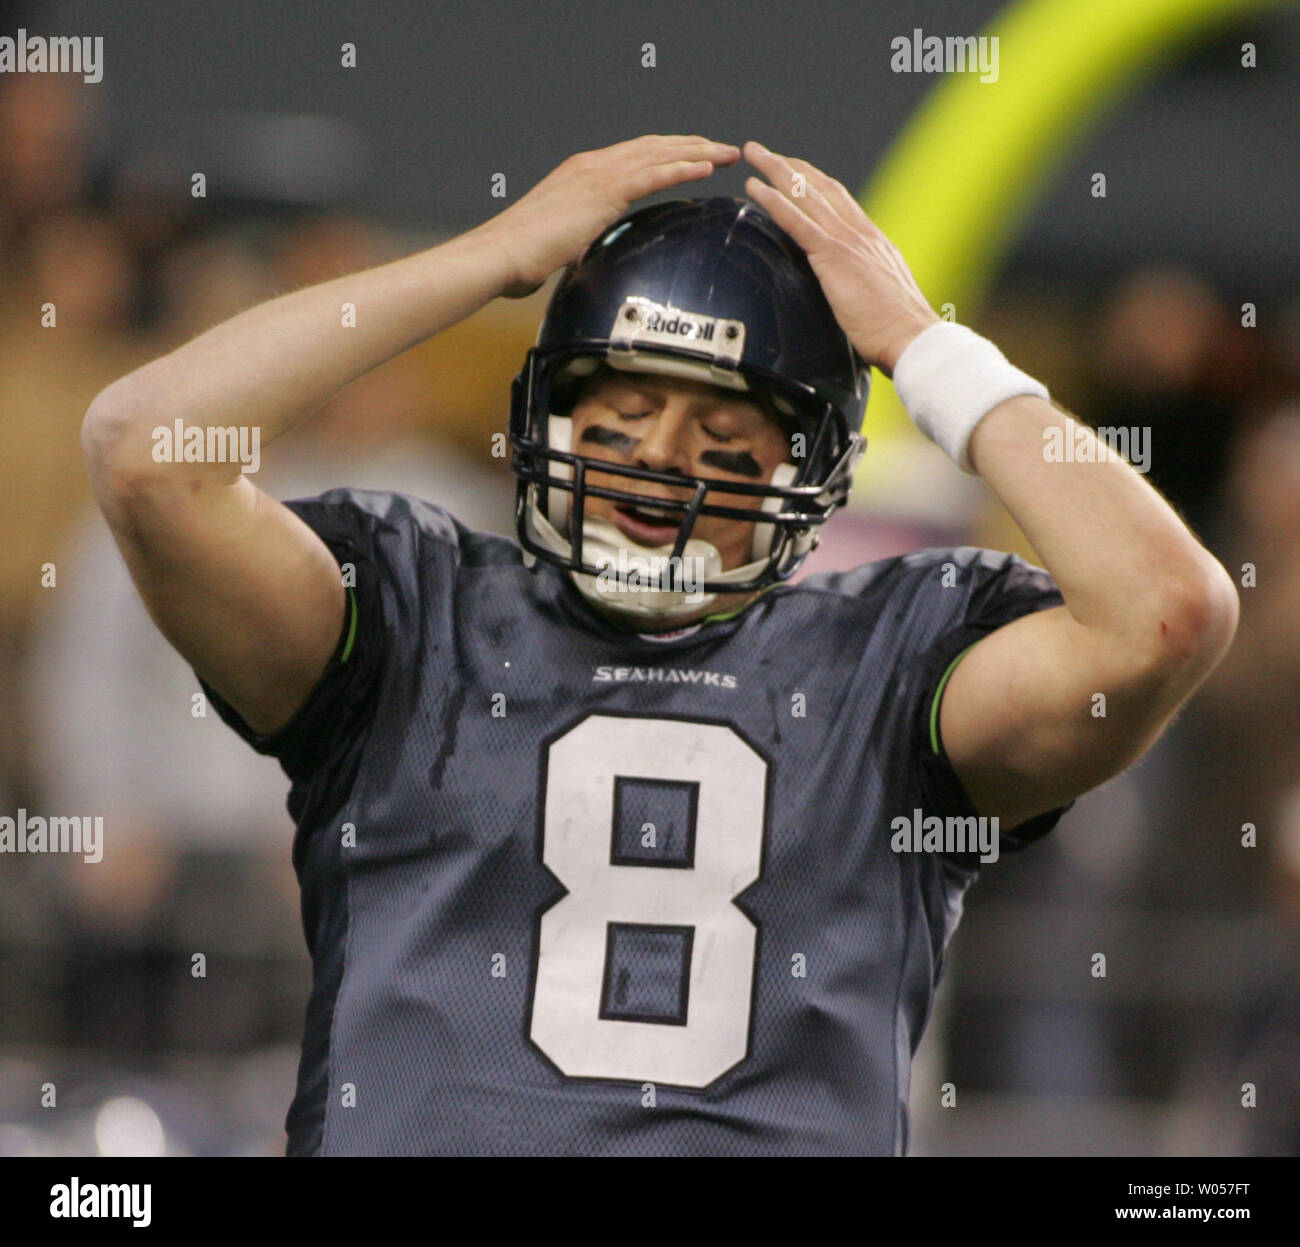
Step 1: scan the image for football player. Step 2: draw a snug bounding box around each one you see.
[82,135,1238,1154]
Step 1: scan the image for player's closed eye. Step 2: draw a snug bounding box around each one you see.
[615,409,735,443]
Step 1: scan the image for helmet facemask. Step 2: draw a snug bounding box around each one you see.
[512,347,862,624]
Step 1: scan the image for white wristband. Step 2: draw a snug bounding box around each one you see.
[892,321,1049,473]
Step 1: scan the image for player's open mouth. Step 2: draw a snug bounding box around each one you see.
[612,502,684,546]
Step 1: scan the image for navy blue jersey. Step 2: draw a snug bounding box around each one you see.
[201,488,1069,1155]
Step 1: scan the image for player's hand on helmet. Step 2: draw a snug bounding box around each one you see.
[742,141,939,375]
[478,135,741,298]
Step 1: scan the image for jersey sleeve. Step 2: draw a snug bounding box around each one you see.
[909,550,1074,860]
[194,494,392,815]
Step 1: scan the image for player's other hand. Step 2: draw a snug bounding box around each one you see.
[478,135,740,298]
[742,141,939,375]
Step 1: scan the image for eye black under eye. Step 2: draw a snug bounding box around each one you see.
[580,425,638,450]
[700,448,762,477]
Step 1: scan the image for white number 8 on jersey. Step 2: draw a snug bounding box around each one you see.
[529,714,768,1088]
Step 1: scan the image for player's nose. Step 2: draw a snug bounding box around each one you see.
[634,407,693,477]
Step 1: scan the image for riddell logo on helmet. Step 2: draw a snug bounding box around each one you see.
[612,298,745,363]
[641,308,715,341]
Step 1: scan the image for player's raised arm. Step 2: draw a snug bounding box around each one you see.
[81,135,741,737]
[742,141,1239,829]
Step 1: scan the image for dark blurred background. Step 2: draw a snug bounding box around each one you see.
[2,0,1297,1155]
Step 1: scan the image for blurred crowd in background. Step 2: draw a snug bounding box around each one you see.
[2,52,1297,1156]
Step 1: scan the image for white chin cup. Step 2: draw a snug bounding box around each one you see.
[569,517,724,622]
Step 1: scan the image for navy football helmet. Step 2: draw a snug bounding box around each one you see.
[509,196,870,618]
